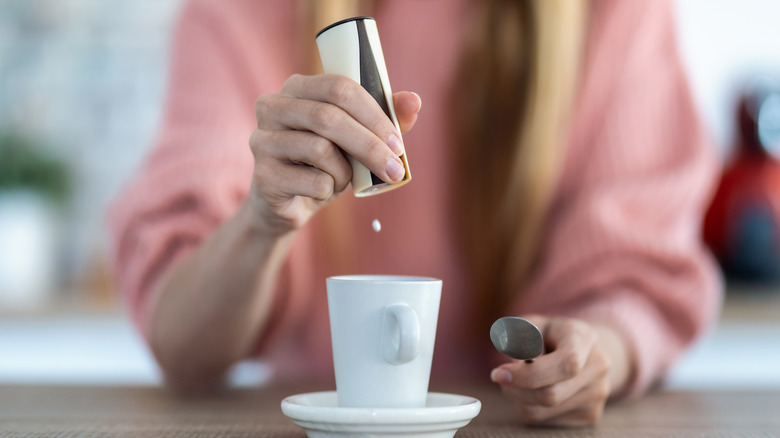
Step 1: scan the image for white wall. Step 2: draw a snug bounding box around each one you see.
[675,0,780,157]
[0,0,184,288]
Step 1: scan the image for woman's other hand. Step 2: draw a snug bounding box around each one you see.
[249,74,421,236]
[490,315,631,427]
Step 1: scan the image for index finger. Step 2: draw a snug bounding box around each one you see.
[283,74,402,149]
[280,74,405,183]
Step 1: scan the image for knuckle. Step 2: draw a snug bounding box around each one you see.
[336,164,354,192]
[335,178,350,193]
[560,353,582,380]
[282,74,304,93]
[248,130,261,154]
[311,104,341,130]
[595,379,611,402]
[369,111,395,136]
[536,386,560,407]
[248,129,268,154]
[333,170,351,192]
[326,76,355,104]
[310,173,334,200]
[309,137,333,163]
[254,94,273,120]
[362,136,387,161]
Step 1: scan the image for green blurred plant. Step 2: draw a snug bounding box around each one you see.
[0,130,72,208]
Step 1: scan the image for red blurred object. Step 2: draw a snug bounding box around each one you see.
[704,79,780,281]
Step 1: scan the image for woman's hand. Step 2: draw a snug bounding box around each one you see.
[490,315,631,427]
[249,74,421,236]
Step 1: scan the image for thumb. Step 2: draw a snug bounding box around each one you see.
[392,91,421,134]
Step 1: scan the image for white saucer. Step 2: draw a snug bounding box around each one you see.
[281,391,481,438]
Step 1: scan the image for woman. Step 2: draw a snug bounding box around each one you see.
[109,0,721,426]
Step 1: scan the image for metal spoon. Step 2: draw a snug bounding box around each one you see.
[490,317,544,363]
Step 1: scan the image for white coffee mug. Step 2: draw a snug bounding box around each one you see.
[326,275,442,408]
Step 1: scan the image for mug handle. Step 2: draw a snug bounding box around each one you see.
[381,304,420,365]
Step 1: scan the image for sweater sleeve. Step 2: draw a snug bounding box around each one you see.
[516,0,723,398]
[107,0,293,341]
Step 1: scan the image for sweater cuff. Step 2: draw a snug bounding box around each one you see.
[559,289,684,399]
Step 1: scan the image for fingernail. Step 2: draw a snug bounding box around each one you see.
[490,368,512,385]
[386,157,405,182]
[387,133,404,156]
[411,92,422,112]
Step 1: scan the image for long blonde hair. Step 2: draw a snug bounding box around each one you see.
[455,1,586,329]
[301,0,586,329]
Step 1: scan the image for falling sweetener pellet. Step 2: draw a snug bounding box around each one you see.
[372,219,382,232]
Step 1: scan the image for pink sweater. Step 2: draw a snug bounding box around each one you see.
[109,0,722,396]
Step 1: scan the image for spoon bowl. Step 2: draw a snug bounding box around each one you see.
[490,317,544,361]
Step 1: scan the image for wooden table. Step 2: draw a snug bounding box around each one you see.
[1,383,778,437]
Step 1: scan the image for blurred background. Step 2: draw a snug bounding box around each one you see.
[1,0,779,387]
